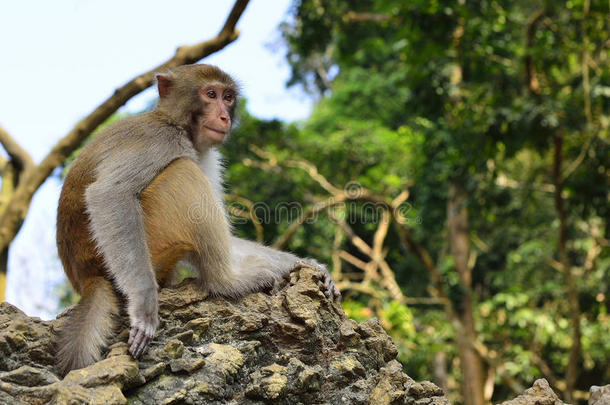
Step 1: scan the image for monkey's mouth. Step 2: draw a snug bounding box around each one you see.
[202,125,228,145]
[204,126,227,136]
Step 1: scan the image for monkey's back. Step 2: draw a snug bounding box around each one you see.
[57,150,105,294]
[56,115,153,293]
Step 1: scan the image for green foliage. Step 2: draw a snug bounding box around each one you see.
[342,299,374,323]
[55,282,80,309]
[273,0,610,402]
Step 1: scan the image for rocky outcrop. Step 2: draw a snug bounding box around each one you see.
[0,266,449,404]
[498,379,610,405]
[499,379,568,405]
[590,385,610,405]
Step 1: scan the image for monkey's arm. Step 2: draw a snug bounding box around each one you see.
[85,178,158,359]
[230,236,340,299]
[85,132,195,359]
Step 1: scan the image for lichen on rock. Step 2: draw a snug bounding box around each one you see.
[0,266,448,404]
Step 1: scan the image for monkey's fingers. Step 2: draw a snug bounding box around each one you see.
[130,331,147,359]
[295,259,341,301]
[128,326,153,359]
[332,284,341,301]
[322,273,341,301]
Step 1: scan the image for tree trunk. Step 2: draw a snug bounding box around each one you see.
[0,273,5,302]
[0,246,7,302]
[552,132,580,401]
[448,180,485,405]
[433,352,449,394]
[0,160,18,302]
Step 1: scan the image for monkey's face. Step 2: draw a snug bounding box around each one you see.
[196,82,236,146]
[156,65,239,151]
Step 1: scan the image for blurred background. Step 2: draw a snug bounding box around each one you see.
[0,1,608,404]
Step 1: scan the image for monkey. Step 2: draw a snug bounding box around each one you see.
[55,64,340,375]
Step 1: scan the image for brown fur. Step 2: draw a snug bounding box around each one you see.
[56,156,231,374]
[141,158,232,287]
[56,153,104,293]
[58,156,230,292]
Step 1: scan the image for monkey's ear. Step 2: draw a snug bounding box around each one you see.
[156,74,173,99]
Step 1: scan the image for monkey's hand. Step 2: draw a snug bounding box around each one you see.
[127,290,159,359]
[294,259,341,300]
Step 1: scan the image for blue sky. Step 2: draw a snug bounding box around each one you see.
[0,1,314,318]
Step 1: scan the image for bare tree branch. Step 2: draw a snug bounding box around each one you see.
[0,0,251,250]
[343,11,393,24]
[495,173,555,193]
[225,193,264,243]
[335,280,385,300]
[372,209,390,262]
[333,213,404,302]
[0,125,34,176]
[331,225,344,280]
[338,250,370,273]
[272,196,345,249]
[284,159,343,195]
[250,145,343,195]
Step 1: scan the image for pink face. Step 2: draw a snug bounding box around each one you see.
[197,83,235,145]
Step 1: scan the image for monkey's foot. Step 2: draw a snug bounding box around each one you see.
[128,321,157,359]
[293,259,341,300]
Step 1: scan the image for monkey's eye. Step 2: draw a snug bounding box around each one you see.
[224,93,234,103]
[206,90,216,99]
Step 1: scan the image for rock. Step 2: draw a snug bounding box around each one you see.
[499,378,568,405]
[369,360,447,405]
[590,385,610,405]
[245,363,288,400]
[0,266,448,404]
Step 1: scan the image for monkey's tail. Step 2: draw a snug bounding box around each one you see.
[57,276,119,376]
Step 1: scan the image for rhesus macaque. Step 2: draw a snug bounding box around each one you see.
[56,64,339,375]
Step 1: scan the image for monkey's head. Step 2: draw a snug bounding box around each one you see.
[155,64,239,150]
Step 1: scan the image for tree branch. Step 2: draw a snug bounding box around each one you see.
[563,1,595,180]
[0,125,34,176]
[554,131,581,403]
[525,10,544,97]
[0,0,251,250]
[343,11,393,24]
[338,250,370,274]
[250,145,343,195]
[333,213,404,302]
[225,193,264,243]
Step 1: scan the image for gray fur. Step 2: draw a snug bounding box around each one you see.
[56,277,118,375]
[84,113,197,344]
[193,147,305,296]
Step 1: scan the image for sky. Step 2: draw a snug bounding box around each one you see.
[0,0,314,319]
